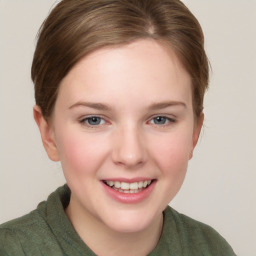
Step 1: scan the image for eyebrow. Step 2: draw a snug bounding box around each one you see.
[69,101,112,111]
[147,101,187,110]
[69,100,186,111]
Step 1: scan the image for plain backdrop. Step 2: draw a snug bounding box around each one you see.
[0,1,255,255]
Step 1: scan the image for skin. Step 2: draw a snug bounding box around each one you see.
[34,39,203,256]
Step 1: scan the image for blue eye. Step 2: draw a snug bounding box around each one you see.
[153,116,167,124]
[82,116,105,126]
[150,116,175,125]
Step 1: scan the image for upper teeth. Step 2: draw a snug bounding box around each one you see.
[106,180,152,190]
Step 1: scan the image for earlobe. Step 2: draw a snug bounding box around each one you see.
[33,105,60,162]
[189,113,204,159]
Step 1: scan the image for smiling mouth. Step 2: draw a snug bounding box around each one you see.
[103,180,154,194]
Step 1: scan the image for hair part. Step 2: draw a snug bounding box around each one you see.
[32,0,209,119]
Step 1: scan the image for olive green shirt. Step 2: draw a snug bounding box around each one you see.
[0,185,236,255]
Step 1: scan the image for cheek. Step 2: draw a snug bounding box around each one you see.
[56,130,108,177]
[150,132,193,202]
[150,131,193,175]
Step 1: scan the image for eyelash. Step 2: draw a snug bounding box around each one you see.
[79,116,107,127]
[148,116,176,126]
[79,115,176,128]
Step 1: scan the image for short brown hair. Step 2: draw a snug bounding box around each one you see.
[32,0,209,119]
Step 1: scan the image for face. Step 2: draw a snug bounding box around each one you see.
[35,39,203,234]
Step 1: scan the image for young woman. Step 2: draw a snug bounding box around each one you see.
[0,0,236,255]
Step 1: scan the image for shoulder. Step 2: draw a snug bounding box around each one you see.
[0,220,23,255]
[164,206,236,255]
[0,185,72,255]
[0,209,44,255]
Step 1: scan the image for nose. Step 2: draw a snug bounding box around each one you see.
[112,125,147,169]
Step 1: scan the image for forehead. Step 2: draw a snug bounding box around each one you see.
[56,39,192,109]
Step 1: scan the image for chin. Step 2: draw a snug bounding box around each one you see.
[101,208,162,234]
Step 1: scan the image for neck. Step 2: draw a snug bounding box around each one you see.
[65,194,163,256]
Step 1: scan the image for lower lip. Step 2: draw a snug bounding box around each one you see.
[101,180,156,204]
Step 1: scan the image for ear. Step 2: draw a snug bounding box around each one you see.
[189,113,204,159]
[33,105,60,161]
